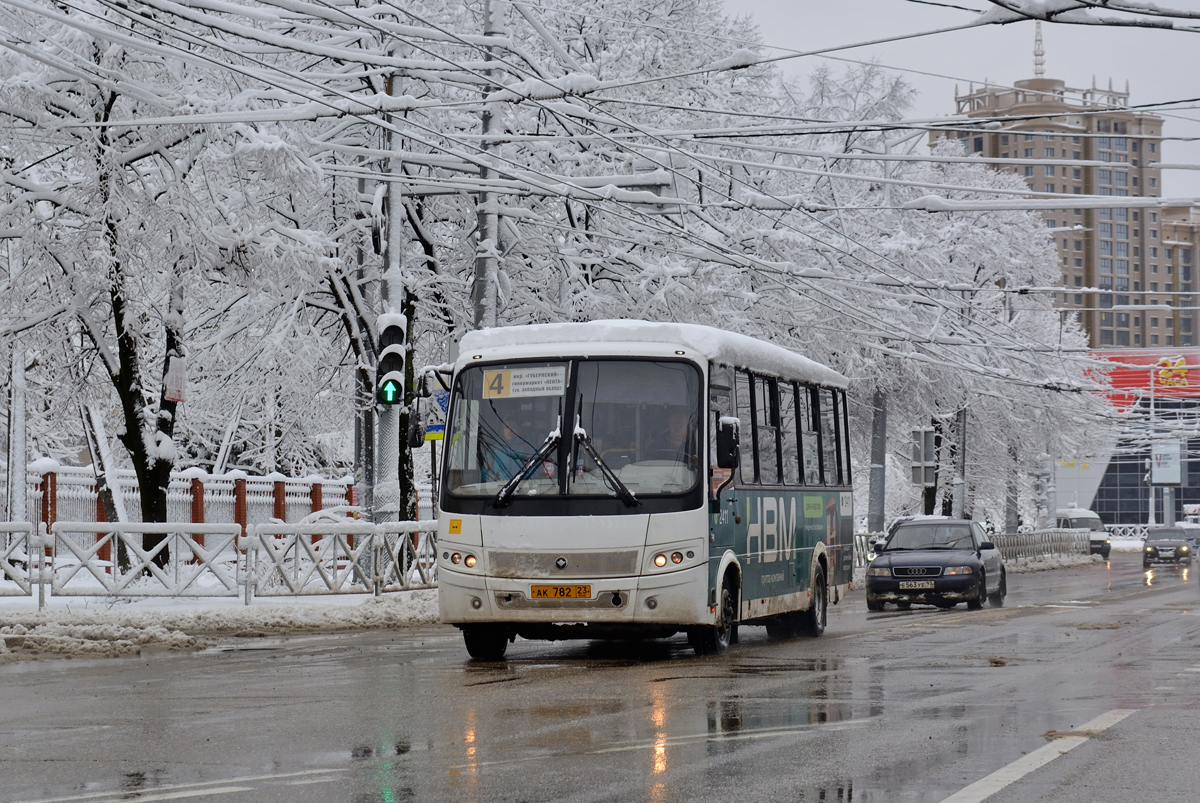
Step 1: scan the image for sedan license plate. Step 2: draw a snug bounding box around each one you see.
[898,580,935,590]
[531,584,591,599]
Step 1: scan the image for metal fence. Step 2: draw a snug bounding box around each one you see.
[0,520,438,608]
[854,528,1090,566]
[1107,523,1148,541]
[0,522,42,598]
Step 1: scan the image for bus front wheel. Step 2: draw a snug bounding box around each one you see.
[689,577,737,655]
[462,626,509,661]
[797,564,827,637]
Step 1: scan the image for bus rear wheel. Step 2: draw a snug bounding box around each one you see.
[797,564,827,637]
[689,577,736,655]
[462,626,509,661]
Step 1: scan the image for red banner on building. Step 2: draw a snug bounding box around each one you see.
[1091,348,1200,410]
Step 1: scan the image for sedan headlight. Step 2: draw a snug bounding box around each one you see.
[1182,546,1190,553]
[943,566,975,575]
[867,566,891,576]
[1145,546,1154,552]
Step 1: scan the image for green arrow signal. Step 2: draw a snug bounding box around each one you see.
[381,379,399,403]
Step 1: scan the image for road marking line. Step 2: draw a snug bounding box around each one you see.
[938,709,1136,803]
[91,788,255,803]
[15,769,346,803]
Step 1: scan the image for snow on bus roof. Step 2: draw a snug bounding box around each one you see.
[458,320,847,388]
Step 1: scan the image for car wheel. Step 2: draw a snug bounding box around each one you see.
[988,570,1006,608]
[895,600,912,610]
[967,575,985,610]
[1101,548,1111,559]
[689,575,736,655]
[1143,560,1152,570]
[867,599,885,612]
[462,626,509,661]
[797,563,827,637]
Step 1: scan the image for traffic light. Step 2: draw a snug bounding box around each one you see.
[376,313,407,405]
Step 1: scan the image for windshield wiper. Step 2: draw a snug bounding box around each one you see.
[573,417,639,507]
[492,418,561,509]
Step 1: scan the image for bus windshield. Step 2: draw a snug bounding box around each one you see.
[444,359,701,499]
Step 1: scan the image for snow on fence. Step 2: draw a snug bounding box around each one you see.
[0,520,437,607]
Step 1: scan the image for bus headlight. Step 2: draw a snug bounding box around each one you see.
[653,554,668,567]
[671,552,684,564]
[451,553,461,564]
[464,554,477,568]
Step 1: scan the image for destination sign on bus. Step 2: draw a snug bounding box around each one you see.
[483,366,567,398]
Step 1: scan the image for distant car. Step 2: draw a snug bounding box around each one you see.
[1142,527,1195,569]
[866,518,1006,611]
[1055,508,1111,559]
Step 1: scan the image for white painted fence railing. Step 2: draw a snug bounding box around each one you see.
[989,529,1091,561]
[1,522,43,598]
[52,522,243,598]
[0,521,438,608]
[1107,523,1148,541]
[854,529,1090,566]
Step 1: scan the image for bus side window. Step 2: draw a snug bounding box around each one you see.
[709,376,731,473]
[755,376,780,485]
[735,370,756,483]
[779,381,801,485]
[817,388,840,486]
[836,389,852,486]
[798,386,820,485]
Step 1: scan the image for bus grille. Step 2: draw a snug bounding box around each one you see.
[488,550,640,578]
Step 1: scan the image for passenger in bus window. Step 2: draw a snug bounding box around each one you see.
[481,422,530,482]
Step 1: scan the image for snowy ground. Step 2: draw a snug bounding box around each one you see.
[0,542,1141,662]
[0,589,439,662]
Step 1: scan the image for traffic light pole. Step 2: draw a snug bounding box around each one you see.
[375,76,407,526]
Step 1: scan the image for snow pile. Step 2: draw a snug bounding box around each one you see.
[0,622,201,659]
[1110,538,1145,553]
[1004,552,1103,573]
[0,589,439,662]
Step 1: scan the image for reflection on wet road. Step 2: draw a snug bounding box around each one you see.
[2,554,1199,802]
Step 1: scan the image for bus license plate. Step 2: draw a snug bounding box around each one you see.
[898,580,935,590]
[531,584,591,599]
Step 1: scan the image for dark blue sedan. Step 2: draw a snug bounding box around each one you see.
[866,518,1007,611]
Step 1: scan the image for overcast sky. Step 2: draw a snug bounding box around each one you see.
[721,0,1200,197]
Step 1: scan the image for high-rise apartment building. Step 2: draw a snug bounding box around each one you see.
[938,30,1198,348]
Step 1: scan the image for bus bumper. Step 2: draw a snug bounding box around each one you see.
[439,563,710,627]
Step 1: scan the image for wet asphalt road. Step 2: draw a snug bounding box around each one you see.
[2,553,1200,803]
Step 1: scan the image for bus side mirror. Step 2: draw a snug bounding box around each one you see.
[716,418,739,469]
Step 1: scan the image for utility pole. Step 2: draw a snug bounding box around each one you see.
[471,0,505,330]
[867,389,887,533]
[354,173,374,521]
[5,347,25,524]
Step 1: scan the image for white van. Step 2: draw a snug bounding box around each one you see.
[1055,507,1111,558]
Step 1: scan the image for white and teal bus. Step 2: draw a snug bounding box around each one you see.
[436,321,854,659]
